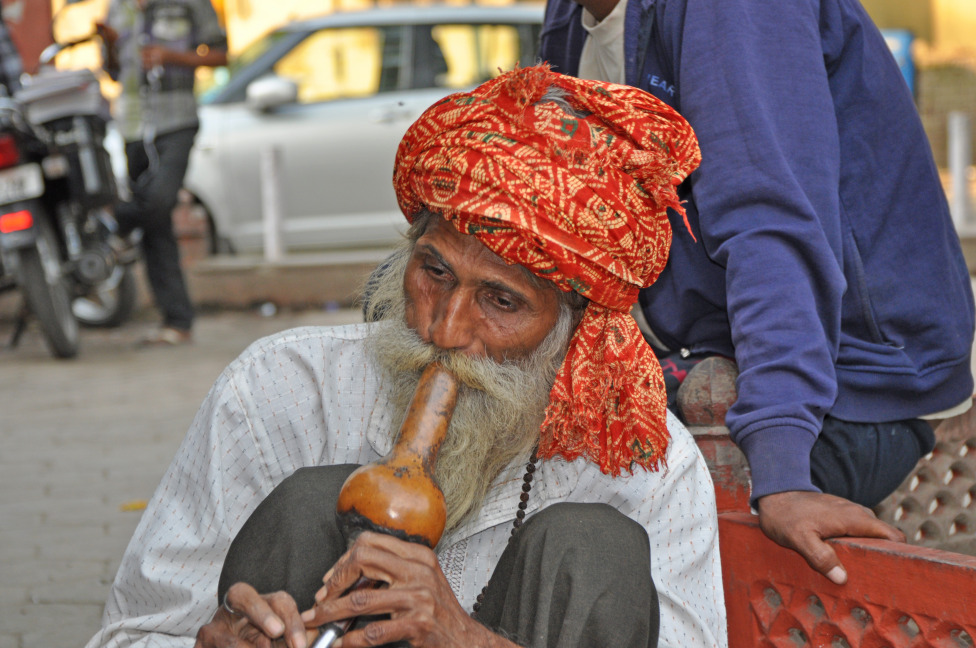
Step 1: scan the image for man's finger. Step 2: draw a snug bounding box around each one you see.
[265,591,308,648]
[843,509,906,543]
[225,582,286,639]
[194,615,246,648]
[334,532,435,588]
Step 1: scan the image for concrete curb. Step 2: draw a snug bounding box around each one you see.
[185,249,390,310]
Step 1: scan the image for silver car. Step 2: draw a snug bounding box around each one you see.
[184,4,544,255]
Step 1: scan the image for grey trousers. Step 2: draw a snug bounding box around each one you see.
[117,128,197,331]
[219,465,660,648]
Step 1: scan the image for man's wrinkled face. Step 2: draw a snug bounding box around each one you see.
[403,216,562,363]
[365,215,576,532]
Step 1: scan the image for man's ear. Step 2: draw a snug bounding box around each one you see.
[571,307,584,331]
[569,296,589,330]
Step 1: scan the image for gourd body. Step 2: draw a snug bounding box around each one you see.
[335,362,458,548]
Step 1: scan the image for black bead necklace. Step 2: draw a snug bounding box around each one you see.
[471,449,539,615]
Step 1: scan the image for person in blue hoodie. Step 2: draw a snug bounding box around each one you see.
[540,0,975,585]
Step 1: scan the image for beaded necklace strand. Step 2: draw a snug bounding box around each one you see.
[471,449,539,616]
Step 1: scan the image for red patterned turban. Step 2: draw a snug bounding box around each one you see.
[393,65,700,475]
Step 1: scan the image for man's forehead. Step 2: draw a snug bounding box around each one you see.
[411,213,578,313]
[418,217,531,278]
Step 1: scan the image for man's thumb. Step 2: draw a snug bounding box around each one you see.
[801,540,847,585]
[825,564,847,585]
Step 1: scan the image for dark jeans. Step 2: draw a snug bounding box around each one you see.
[658,351,936,507]
[116,128,197,331]
[219,465,660,648]
[811,415,935,507]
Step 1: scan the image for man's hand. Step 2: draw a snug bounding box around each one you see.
[195,582,313,648]
[94,21,118,45]
[139,43,228,71]
[757,490,905,585]
[301,531,516,648]
[140,44,172,70]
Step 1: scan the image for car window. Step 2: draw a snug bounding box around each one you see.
[432,24,530,89]
[199,29,292,104]
[272,26,398,103]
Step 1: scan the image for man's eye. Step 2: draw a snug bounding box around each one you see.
[422,263,448,279]
[490,293,517,311]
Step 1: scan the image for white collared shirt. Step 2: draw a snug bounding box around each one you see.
[578,0,628,85]
[85,323,727,648]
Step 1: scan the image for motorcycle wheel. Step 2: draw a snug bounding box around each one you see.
[73,264,137,328]
[16,216,80,358]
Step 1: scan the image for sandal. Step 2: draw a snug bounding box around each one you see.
[138,327,192,347]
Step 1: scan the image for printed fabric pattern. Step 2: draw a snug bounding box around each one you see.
[393,64,700,475]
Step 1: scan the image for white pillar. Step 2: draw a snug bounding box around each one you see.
[948,111,973,229]
[260,145,285,262]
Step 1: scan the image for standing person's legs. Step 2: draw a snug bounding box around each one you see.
[810,416,936,507]
[116,127,198,333]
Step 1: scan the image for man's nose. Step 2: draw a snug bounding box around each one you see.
[428,292,478,355]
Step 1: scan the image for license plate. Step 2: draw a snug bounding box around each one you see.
[0,163,44,205]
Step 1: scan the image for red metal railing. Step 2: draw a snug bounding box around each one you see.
[682,357,976,648]
[719,513,976,647]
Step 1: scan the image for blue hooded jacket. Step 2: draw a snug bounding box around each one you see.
[540,0,975,502]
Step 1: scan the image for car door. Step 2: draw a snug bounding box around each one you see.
[214,24,418,251]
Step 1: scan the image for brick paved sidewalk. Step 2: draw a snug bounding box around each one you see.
[0,308,361,648]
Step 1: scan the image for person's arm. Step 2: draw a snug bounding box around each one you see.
[632,413,727,646]
[662,0,901,582]
[139,0,227,72]
[85,372,275,648]
[0,18,23,94]
[94,21,120,79]
[538,0,586,77]
[188,0,228,69]
[139,43,226,71]
[86,329,345,648]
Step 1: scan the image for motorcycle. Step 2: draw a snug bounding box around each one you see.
[0,38,136,358]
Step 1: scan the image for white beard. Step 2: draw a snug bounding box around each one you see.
[363,246,573,533]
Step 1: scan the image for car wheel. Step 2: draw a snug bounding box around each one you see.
[200,201,235,255]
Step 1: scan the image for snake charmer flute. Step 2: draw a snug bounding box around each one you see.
[310,361,459,648]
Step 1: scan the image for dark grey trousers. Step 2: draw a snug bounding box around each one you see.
[117,128,197,331]
[219,465,660,648]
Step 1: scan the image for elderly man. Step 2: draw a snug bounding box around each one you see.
[84,66,726,648]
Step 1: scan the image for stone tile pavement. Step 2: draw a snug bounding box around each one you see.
[0,307,362,648]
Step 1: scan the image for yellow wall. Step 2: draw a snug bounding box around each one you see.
[862,0,976,57]
[932,0,976,57]
[46,0,112,93]
[50,0,108,44]
[223,0,384,54]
